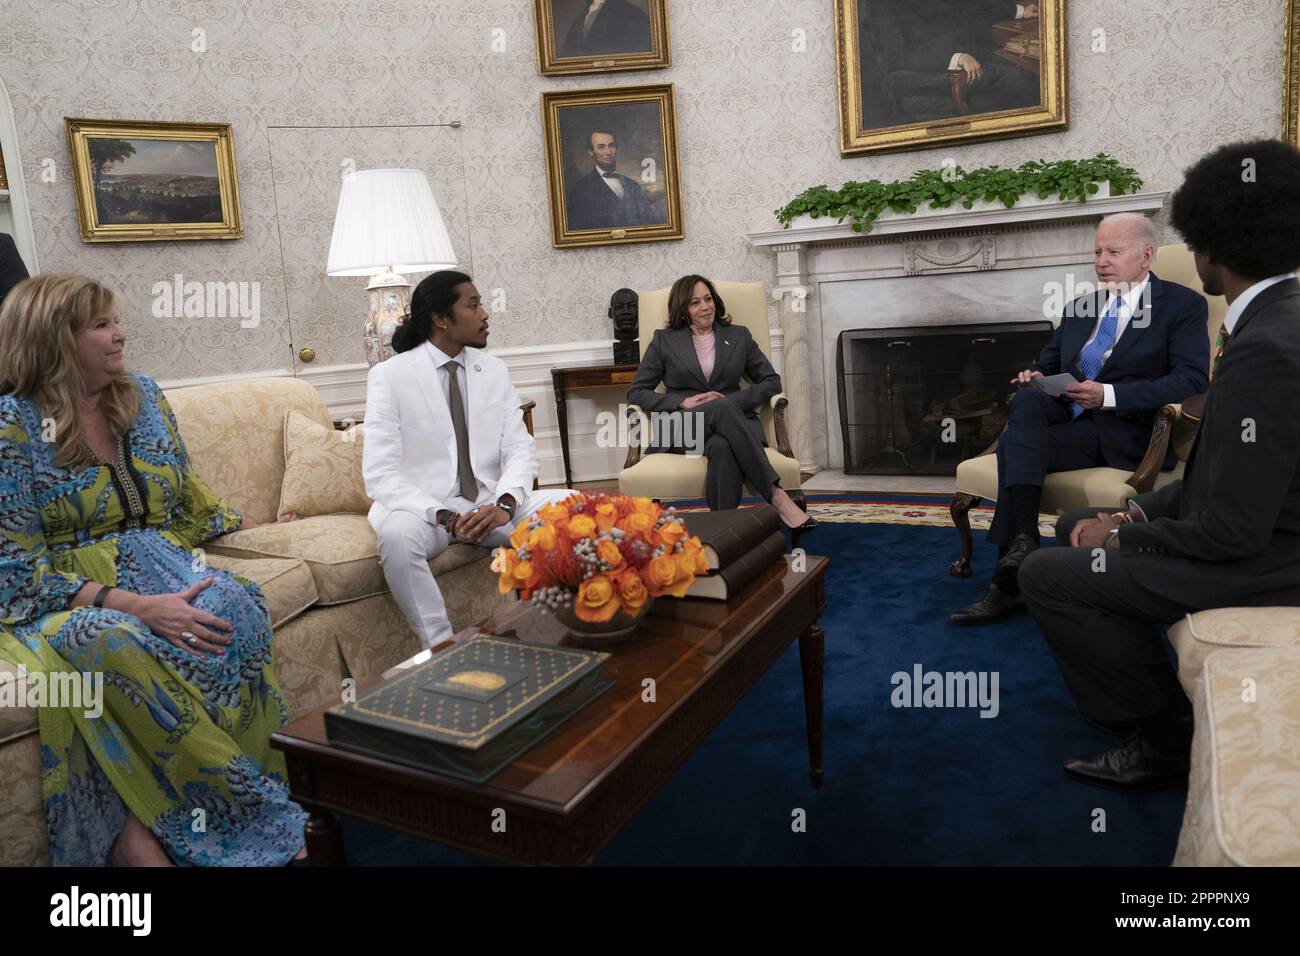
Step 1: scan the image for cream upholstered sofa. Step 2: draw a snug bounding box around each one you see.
[948,243,1224,575]
[1169,610,1300,865]
[0,376,508,866]
[618,280,803,504]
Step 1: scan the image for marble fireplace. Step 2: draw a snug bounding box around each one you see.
[747,191,1169,474]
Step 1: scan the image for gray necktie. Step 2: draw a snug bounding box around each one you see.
[445,361,477,499]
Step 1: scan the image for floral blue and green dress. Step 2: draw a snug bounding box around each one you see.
[0,373,306,866]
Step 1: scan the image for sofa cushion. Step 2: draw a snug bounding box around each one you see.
[955,454,1182,512]
[0,659,38,745]
[278,409,370,518]
[200,553,319,629]
[620,447,800,500]
[207,514,492,605]
[1175,646,1300,866]
[165,377,334,525]
[1168,606,1300,696]
[0,732,47,866]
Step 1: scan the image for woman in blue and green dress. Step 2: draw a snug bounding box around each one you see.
[0,274,306,866]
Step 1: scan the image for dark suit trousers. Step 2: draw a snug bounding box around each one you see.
[652,399,779,510]
[1018,507,1193,724]
[987,388,1107,547]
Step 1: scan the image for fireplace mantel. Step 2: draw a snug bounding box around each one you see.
[747,191,1171,473]
[747,190,1168,248]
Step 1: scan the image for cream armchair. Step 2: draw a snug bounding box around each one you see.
[618,280,804,507]
[948,243,1223,576]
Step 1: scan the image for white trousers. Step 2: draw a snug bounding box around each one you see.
[375,489,574,649]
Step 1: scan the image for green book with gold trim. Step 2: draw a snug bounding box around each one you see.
[324,635,612,783]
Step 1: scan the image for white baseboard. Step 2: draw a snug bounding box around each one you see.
[168,333,784,487]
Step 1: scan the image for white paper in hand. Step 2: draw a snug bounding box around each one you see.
[1030,373,1080,397]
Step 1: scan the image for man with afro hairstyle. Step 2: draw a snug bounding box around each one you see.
[1019,138,1300,791]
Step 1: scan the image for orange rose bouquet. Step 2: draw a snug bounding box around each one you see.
[490,492,707,624]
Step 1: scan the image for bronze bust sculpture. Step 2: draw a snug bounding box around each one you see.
[610,287,639,364]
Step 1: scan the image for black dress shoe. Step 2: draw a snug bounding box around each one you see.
[793,515,817,533]
[948,581,1025,626]
[1063,730,1190,791]
[992,532,1038,580]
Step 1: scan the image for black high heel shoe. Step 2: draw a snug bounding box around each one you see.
[790,513,817,550]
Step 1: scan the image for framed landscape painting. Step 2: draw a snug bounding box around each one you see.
[542,84,683,248]
[833,0,1068,155]
[534,0,670,76]
[64,117,243,242]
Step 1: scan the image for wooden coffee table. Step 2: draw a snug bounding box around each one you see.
[271,555,828,866]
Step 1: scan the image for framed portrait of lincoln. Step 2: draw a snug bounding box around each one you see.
[833,0,1068,155]
[542,84,684,248]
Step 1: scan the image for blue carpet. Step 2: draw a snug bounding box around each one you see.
[341,522,1186,865]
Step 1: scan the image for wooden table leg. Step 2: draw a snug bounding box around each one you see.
[305,808,346,866]
[554,380,573,487]
[798,622,825,789]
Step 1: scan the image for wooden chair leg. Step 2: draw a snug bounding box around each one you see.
[949,492,980,578]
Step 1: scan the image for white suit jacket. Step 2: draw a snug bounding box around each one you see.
[362,342,538,528]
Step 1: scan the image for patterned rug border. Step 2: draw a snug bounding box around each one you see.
[669,493,1055,535]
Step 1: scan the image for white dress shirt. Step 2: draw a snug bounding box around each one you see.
[1221,274,1295,336]
[597,166,626,198]
[582,0,607,38]
[1080,275,1149,409]
[425,342,482,500]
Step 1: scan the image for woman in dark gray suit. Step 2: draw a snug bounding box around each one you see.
[627,274,815,531]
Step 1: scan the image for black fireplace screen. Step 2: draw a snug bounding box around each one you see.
[836,321,1055,475]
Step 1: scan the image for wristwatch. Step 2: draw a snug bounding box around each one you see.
[1105,527,1122,548]
[495,495,517,521]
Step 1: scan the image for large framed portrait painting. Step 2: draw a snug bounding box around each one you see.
[542,84,683,248]
[834,0,1068,155]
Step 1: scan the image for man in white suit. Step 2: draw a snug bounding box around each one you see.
[363,271,571,648]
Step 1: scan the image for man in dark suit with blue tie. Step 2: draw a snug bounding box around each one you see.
[950,213,1210,625]
[1019,139,1300,790]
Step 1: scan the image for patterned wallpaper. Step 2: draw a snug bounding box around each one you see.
[0,0,1288,379]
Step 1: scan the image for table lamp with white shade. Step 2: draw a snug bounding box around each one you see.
[326,168,459,366]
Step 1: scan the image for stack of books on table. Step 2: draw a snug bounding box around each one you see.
[325,635,612,782]
[680,504,786,600]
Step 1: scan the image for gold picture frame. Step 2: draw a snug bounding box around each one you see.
[833,0,1068,156]
[543,83,684,248]
[534,0,670,76]
[1286,0,1300,146]
[65,117,243,242]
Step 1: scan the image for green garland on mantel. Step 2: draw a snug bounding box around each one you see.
[775,153,1143,233]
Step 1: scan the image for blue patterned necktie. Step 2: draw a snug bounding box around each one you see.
[1072,294,1121,418]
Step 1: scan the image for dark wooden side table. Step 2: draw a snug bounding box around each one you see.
[551,364,638,487]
